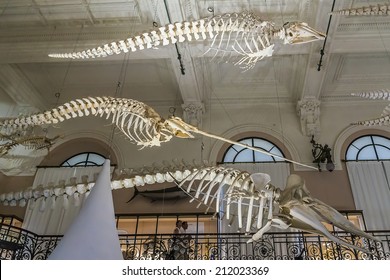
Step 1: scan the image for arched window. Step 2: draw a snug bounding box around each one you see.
[345,135,390,161]
[222,137,285,163]
[61,152,106,167]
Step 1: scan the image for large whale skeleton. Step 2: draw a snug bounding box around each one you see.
[48,11,325,70]
[48,3,390,67]
[177,167,379,254]
[0,96,317,170]
[0,162,379,254]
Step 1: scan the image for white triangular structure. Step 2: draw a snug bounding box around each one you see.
[48,159,123,260]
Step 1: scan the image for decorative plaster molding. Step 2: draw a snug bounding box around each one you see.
[181,102,204,128]
[297,97,321,137]
[51,130,123,168]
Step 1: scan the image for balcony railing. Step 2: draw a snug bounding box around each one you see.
[1,222,389,260]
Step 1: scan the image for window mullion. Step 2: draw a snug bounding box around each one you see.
[370,135,380,160]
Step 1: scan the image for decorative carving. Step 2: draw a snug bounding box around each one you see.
[181,102,204,128]
[297,97,321,137]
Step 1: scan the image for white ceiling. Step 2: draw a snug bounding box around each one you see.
[0,0,389,174]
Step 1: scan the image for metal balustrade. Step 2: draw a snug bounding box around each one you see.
[1,221,389,260]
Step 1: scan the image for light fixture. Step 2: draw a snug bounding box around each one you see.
[310,135,335,172]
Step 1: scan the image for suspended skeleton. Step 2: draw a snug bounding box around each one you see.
[0,133,59,157]
[0,96,317,170]
[0,162,379,253]
[350,90,390,126]
[0,97,177,149]
[0,159,201,207]
[48,12,325,70]
[175,166,379,254]
[331,3,390,16]
[0,133,59,175]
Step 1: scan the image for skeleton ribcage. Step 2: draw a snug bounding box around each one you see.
[204,13,274,70]
[47,11,276,72]
[0,97,168,148]
[178,166,268,233]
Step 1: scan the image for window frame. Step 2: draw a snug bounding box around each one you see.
[221,137,286,164]
[60,152,106,167]
[345,134,390,161]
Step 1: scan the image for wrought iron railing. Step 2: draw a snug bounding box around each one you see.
[1,222,389,260]
[119,231,390,260]
[0,223,60,260]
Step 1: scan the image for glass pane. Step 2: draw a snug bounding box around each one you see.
[177,215,217,234]
[273,156,285,162]
[269,146,284,159]
[346,146,359,161]
[232,144,246,153]
[239,138,253,146]
[61,152,105,167]
[235,149,253,162]
[137,216,158,235]
[223,137,284,163]
[254,151,274,162]
[372,136,390,148]
[351,136,372,149]
[156,216,179,234]
[66,154,88,166]
[223,148,237,162]
[357,146,377,160]
[376,146,390,160]
[117,216,138,235]
[347,135,390,161]
[88,153,105,165]
[253,139,273,151]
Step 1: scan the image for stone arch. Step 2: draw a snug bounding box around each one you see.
[40,130,121,167]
